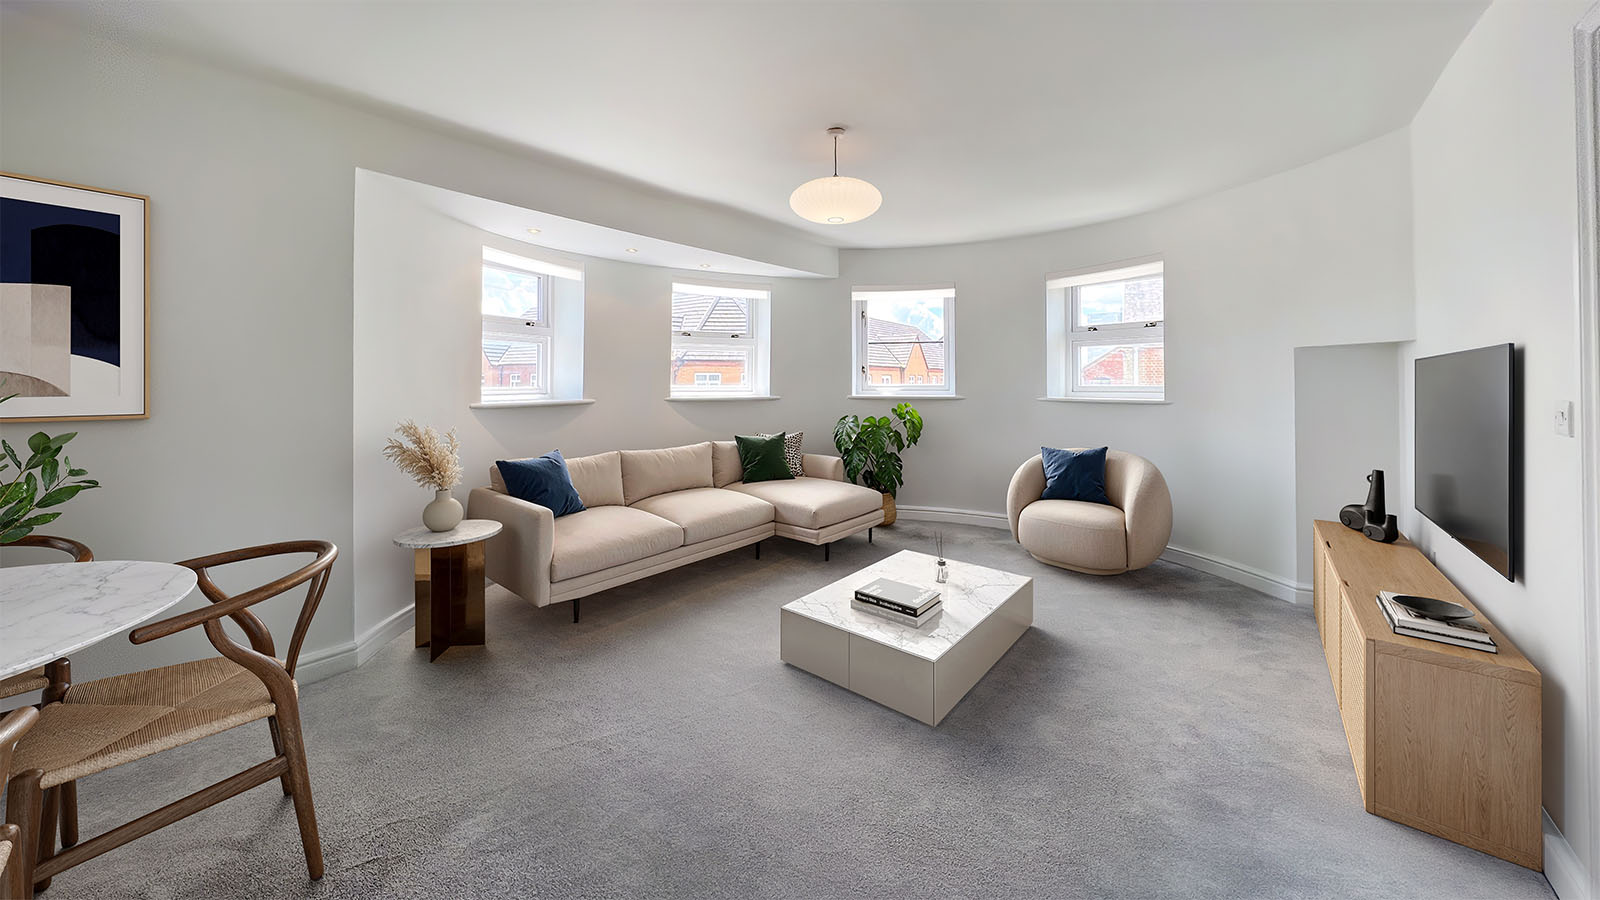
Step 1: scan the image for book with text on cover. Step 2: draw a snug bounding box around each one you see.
[855,577,941,615]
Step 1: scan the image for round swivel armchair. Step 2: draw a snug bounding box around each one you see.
[1006,449,1173,575]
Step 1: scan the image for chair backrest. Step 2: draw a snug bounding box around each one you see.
[7,534,93,562]
[129,541,338,681]
[0,706,39,788]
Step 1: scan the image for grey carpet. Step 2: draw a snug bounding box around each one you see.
[47,523,1554,899]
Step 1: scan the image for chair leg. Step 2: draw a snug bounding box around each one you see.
[273,707,325,880]
[267,717,293,796]
[57,781,77,850]
[825,542,831,562]
[868,528,873,544]
[7,771,42,900]
[755,541,761,560]
[572,599,580,624]
[33,786,58,893]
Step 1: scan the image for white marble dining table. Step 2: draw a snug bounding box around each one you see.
[0,561,198,680]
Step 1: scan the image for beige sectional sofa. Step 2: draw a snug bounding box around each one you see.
[467,440,885,619]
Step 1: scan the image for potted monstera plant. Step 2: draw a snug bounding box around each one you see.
[0,391,100,544]
[833,403,924,526]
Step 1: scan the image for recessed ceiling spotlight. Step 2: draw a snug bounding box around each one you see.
[526,228,542,235]
[699,263,712,268]
[625,248,639,253]
[790,126,882,225]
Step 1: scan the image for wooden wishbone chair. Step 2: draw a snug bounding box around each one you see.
[0,706,40,900]
[0,535,92,855]
[5,540,337,897]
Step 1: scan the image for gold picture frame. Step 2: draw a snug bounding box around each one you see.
[1,171,149,422]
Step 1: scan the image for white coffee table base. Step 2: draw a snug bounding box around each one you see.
[780,552,1033,725]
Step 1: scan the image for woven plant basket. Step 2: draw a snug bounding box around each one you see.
[880,492,897,526]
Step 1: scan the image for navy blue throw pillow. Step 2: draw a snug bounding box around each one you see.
[496,451,586,517]
[1039,446,1111,505]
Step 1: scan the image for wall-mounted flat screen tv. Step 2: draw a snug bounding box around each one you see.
[1414,343,1516,580]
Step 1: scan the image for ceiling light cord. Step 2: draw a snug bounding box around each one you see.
[833,133,839,177]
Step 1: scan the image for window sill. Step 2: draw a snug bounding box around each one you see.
[848,394,964,400]
[665,395,781,402]
[470,398,596,409]
[1037,396,1170,405]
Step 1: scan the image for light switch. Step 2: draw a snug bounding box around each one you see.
[1556,401,1574,437]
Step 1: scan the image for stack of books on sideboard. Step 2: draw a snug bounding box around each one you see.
[1376,590,1497,653]
[853,578,941,627]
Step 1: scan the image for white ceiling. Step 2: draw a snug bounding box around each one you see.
[29,1,1486,249]
[367,170,830,278]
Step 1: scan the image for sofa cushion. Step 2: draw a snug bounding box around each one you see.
[711,441,743,488]
[735,433,794,484]
[490,450,624,508]
[620,442,714,506]
[630,488,776,545]
[565,451,625,508]
[495,452,585,517]
[550,506,683,582]
[1018,499,1127,571]
[757,431,805,477]
[726,477,883,530]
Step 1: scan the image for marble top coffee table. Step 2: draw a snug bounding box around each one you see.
[780,550,1032,725]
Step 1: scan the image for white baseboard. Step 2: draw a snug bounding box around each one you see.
[1160,544,1311,605]
[1545,809,1591,900]
[896,504,1311,605]
[294,604,413,685]
[896,505,1010,530]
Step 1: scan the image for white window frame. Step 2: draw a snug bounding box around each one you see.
[669,281,772,398]
[477,246,585,406]
[1046,258,1164,401]
[481,258,553,402]
[851,285,957,397]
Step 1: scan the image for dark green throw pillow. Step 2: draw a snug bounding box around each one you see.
[735,432,794,483]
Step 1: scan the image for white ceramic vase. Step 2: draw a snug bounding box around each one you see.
[423,488,463,532]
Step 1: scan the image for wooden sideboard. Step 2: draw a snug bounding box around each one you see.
[1311,520,1542,869]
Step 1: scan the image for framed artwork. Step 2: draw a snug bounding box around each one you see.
[1,171,148,422]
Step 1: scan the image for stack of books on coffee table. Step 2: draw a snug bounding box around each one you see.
[852,577,941,627]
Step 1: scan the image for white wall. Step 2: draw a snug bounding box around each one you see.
[814,132,1417,590]
[1294,343,1403,587]
[351,129,1417,634]
[0,8,834,679]
[1399,0,1596,884]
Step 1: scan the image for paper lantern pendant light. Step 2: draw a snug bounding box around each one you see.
[789,127,882,225]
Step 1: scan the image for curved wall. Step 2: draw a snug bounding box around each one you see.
[351,130,1417,643]
[813,131,1415,587]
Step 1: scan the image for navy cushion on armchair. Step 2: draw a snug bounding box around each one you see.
[1039,446,1111,505]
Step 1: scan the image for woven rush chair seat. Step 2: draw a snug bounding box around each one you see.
[0,669,49,698]
[16,657,292,789]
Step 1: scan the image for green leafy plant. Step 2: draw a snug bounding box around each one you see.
[0,390,100,543]
[833,403,924,497]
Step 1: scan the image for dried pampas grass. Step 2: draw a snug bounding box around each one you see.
[383,420,462,491]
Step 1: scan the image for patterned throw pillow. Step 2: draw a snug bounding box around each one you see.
[758,431,804,477]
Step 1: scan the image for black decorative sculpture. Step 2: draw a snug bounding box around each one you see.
[1340,469,1398,544]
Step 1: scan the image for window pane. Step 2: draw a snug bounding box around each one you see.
[483,265,543,322]
[1075,342,1164,388]
[482,328,547,401]
[862,291,947,388]
[671,290,750,335]
[671,343,750,390]
[1076,275,1163,327]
